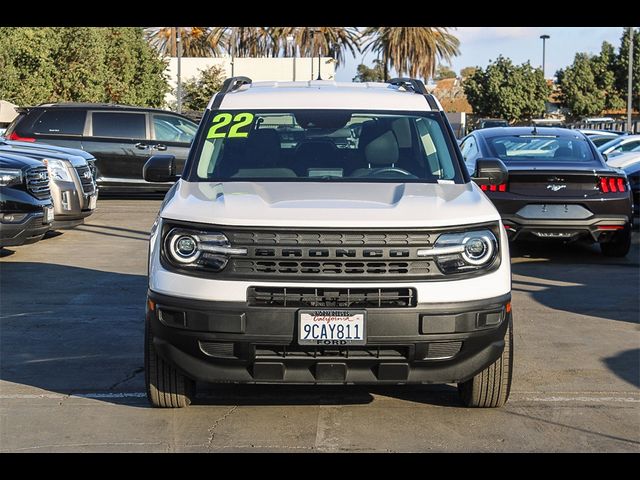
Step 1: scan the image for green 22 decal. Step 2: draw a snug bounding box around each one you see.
[207,113,255,139]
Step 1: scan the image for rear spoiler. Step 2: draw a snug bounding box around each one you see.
[14,107,31,114]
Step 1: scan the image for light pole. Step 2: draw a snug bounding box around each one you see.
[287,35,296,81]
[309,28,322,80]
[540,34,550,78]
[627,27,634,133]
[176,27,182,114]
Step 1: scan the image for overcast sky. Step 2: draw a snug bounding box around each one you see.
[334,27,627,82]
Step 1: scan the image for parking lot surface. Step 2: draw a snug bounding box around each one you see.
[1,199,638,452]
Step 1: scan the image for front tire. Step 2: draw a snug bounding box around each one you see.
[600,227,631,257]
[458,316,513,408]
[145,320,195,408]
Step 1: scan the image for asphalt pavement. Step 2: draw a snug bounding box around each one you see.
[0,199,638,452]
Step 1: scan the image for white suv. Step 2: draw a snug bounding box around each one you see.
[143,77,513,408]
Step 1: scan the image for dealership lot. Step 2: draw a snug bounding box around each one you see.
[0,199,638,452]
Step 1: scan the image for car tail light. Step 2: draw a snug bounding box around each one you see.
[6,131,36,142]
[599,177,626,193]
[480,183,507,192]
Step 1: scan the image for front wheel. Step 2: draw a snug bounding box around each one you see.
[145,320,195,408]
[458,317,513,408]
[600,227,631,257]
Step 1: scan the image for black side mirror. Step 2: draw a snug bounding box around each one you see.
[473,158,508,186]
[143,155,178,183]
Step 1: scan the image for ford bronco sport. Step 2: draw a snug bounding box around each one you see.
[143,77,513,408]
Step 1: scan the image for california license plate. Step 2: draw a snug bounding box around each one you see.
[43,206,54,224]
[298,310,366,345]
[89,194,98,210]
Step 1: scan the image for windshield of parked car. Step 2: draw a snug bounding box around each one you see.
[188,110,464,183]
[486,135,597,163]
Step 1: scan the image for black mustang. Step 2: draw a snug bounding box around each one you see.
[459,127,633,256]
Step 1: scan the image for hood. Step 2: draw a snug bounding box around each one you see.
[161,180,500,228]
[0,152,45,170]
[0,144,88,167]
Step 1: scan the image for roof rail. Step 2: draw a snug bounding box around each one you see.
[388,77,428,95]
[220,76,252,94]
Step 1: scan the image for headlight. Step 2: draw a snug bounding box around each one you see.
[418,229,498,274]
[43,159,72,182]
[163,227,247,271]
[0,168,23,187]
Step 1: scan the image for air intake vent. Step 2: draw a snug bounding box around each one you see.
[424,342,462,360]
[248,287,417,308]
[199,341,237,359]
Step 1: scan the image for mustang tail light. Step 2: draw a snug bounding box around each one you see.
[480,183,507,192]
[599,177,626,193]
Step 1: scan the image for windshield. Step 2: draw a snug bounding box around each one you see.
[486,135,596,163]
[188,109,464,183]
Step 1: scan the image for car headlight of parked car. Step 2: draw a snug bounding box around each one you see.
[43,159,72,182]
[0,168,23,187]
[419,229,499,274]
[163,227,247,271]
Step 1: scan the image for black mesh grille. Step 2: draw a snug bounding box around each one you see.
[74,165,96,194]
[25,167,50,200]
[423,342,462,359]
[255,345,408,360]
[222,229,438,280]
[248,287,417,308]
[199,341,237,358]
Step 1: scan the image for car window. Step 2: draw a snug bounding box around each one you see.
[459,136,477,161]
[152,114,197,143]
[32,109,86,135]
[617,140,640,152]
[191,109,464,183]
[487,135,596,162]
[92,112,146,139]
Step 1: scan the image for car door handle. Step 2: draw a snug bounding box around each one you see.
[134,143,149,150]
[152,144,168,151]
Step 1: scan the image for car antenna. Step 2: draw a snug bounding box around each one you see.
[532,124,537,135]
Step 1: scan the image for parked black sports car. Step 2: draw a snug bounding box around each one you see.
[459,127,633,256]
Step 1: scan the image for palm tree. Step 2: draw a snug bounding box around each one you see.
[361,27,460,81]
[145,27,223,57]
[271,27,360,67]
[207,27,276,58]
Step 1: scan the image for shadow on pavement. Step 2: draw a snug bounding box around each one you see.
[603,349,640,388]
[511,239,640,325]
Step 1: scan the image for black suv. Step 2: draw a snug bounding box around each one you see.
[1,152,54,247]
[5,103,198,192]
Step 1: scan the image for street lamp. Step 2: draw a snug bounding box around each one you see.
[287,35,296,81]
[627,27,634,133]
[176,27,182,114]
[310,28,322,80]
[540,34,550,78]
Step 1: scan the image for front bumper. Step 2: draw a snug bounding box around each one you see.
[147,290,511,385]
[0,209,52,247]
[50,179,97,221]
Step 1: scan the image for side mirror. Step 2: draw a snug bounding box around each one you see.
[143,155,178,183]
[602,153,608,162]
[473,158,508,186]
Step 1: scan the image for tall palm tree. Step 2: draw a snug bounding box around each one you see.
[145,27,223,57]
[361,27,460,81]
[208,27,276,57]
[271,27,360,66]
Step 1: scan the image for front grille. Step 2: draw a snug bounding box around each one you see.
[223,228,439,280]
[255,345,408,360]
[248,287,417,308]
[25,167,50,200]
[74,165,95,194]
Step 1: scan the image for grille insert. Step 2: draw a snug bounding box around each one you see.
[26,167,50,200]
[74,165,95,194]
[248,287,417,308]
[423,342,462,359]
[255,345,408,360]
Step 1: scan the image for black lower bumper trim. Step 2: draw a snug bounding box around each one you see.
[501,214,630,242]
[147,290,512,385]
[0,212,51,247]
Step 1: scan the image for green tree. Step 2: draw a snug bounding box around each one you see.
[0,27,169,107]
[463,55,550,123]
[434,65,456,80]
[181,64,225,112]
[460,66,477,78]
[361,27,460,81]
[352,59,386,82]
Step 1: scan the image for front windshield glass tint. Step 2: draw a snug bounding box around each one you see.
[192,110,461,182]
[486,135,596,162]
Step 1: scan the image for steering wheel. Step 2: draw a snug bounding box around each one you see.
[365,167,416,178]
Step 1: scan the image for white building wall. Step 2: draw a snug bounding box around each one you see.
[165,56,336,105]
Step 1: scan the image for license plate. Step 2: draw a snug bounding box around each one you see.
[516,204,592,220]
[299,309,366,345]
[89,194,98,210]
[43,206,54,224]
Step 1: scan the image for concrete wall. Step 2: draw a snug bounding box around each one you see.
[165,56,336,105]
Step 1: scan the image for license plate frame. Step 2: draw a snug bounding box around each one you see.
[298,309,366,346]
